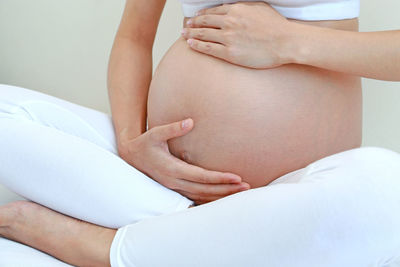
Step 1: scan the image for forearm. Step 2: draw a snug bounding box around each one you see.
[288,23,400,81]
[107,36,153,151]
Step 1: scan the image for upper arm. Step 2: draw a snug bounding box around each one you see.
[116,0,167,47]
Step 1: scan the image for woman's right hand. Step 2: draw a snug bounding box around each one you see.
[118,118,250,205]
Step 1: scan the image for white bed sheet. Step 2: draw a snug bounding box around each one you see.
[0,237,72,267]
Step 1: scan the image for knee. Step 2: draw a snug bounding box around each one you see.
[0,85,42,120]
[350,146,400,166]
[0,84,38,104]
[306,147,400,196]
[341,147,400,181]
[0,84,20,100]
[309,146,400,178]
[0,84,25,111]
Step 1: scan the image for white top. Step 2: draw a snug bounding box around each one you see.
[178,0,360,21]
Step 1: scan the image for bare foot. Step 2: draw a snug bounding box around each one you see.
[0,201,115,267]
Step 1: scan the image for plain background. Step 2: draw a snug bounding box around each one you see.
[0,1,399,202]
[1,0,400,150]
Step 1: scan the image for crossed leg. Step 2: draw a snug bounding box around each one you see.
[0,84,192,266]
[0,84,192,228]
[2,147,400,267]
[1,85,400,267]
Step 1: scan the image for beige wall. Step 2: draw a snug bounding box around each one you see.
[359,1,400,153]
[0,0,399,152]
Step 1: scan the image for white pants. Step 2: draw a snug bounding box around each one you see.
[0,84,400,267]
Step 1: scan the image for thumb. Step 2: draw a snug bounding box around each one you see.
[151,118,194,142]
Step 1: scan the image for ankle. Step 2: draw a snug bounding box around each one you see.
[0,205,13,228]
[0,201,32,229]
[0,204,18,238]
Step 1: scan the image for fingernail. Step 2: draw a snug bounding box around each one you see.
[187,39,193,45]
[181,28,186,35]
[187,19,192,26]
[195,11,201,16]
[181,118,191,129]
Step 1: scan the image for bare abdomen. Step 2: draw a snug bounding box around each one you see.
[147,32,361,188]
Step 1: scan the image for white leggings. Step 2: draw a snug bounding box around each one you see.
[0,84,400,267]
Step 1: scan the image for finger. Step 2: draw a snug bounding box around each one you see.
[182,28,224,44]
[195,4,231,16]
[150,118,193,142]
[175,189,221,203]
[186,14,225,29]
[187,38,228,59]
[174,159,242,184]
[173,179,250,196]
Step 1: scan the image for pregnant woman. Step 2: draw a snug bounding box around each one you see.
[1,0,400,266]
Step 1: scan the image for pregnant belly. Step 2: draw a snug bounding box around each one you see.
[147,33,361,188]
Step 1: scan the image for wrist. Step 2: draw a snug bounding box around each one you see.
[117,127,142,152]
[276,21,296,65]
[280,22,315,66]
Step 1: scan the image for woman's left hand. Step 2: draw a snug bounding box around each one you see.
[181,2,295,69]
